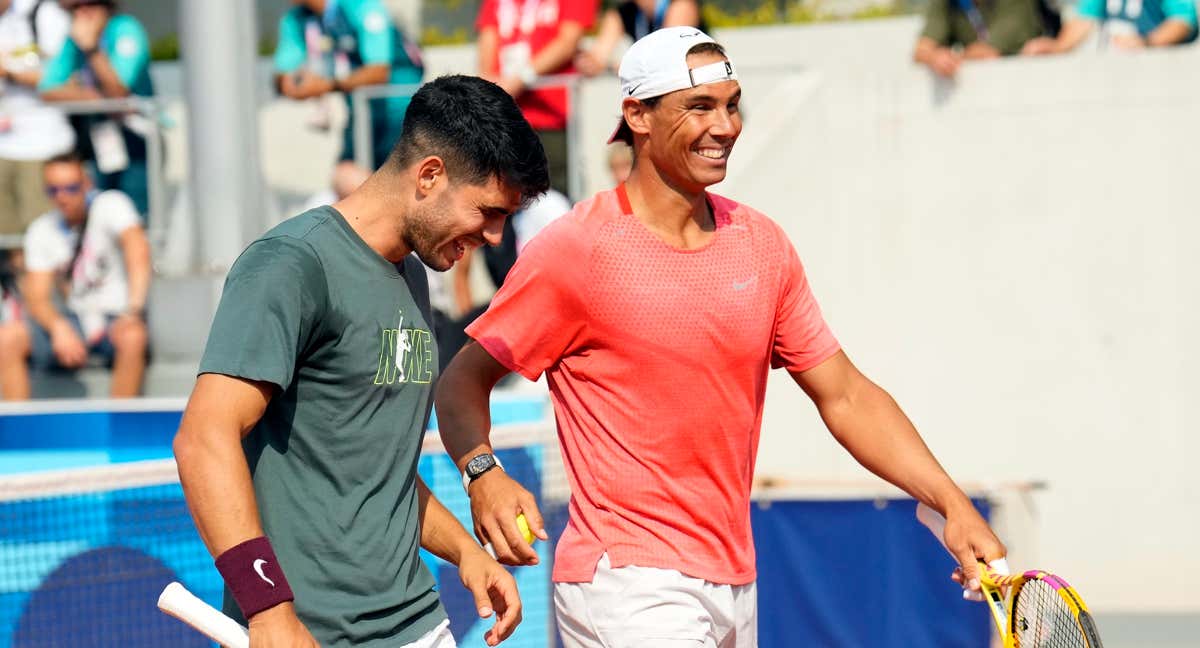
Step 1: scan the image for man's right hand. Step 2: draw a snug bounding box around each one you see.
[49,320,87,368]
[280,72,335,100]
[926,48,961,78]
[468,470,547,566]
[248,602,321,648]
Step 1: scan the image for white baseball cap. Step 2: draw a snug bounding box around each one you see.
[609,27,738,144]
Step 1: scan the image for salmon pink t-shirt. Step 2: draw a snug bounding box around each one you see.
[465,186,840,585]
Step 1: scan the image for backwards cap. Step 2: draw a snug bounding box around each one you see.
[609,27,738,145]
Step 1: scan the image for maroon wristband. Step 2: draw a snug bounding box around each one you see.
[215,536,295,619]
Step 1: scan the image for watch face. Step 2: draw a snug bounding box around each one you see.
[466,454,496,477]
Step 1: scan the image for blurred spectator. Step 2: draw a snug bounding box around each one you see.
[913,0,1058,78]
[606,141,632,185]
[477,0,596,195]
[301,159,371,210]
[39,0,154,216]
[274,0,424,170]
[0,0,75,236]
[576,0,705,76]
[0,152,149,400]
[440,188,571,368]
[1022,0,1196,52]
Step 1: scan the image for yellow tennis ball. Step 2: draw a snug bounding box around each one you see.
[516,513,535,545]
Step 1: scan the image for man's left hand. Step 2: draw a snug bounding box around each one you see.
[458,548,522,646]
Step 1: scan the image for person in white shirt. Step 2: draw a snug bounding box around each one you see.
[0,152,150,399]
[0,0,75,235]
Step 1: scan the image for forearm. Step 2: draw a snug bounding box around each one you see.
[7,68,41,88]
[122,231,152,311]
[530,23,585,75]
[819,378,971,515]
[335,64,389,92]
[1053,19,1095,52]
[85,52,131,98]
[417,477,489,564]
[478,30,498,77]
[23,275,65,331]
[1147,19,1195,46]
[42,83,104,102]
[435,371,496,470]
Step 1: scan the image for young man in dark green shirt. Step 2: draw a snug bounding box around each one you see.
[173,75,550,648]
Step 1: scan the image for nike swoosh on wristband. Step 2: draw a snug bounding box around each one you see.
[253,559,276,588]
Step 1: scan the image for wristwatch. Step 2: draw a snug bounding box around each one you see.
[461,453,504,492]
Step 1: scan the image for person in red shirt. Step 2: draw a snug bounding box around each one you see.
[476,0,596,195]
[438,27,1004,646]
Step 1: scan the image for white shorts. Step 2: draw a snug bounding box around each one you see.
[403,618,456,648]
[553,553,758,648]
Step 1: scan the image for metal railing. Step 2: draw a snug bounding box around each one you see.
[350,74,585,200]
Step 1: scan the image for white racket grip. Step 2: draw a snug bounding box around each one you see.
[915,503,1008,602]
[158,582,250,648]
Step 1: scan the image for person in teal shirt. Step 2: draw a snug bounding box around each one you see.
[274,0,424,170]
[1022,0,1196,52]
[39,0,154,215]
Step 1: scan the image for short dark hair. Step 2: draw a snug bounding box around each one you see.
[44,151,85,168]
[387,75,550,205]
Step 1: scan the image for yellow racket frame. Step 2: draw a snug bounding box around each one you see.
[978,563,1103,648]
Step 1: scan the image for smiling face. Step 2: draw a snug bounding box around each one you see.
[403,172,522,272]
[43,160,91,225]
[633,50,742,193]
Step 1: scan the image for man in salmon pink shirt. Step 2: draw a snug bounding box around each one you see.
[476,0,595,195]
[438,28,1005,646]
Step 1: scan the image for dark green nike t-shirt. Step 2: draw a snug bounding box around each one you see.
[199,206,444,647]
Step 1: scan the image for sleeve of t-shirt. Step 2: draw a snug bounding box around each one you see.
[1163,0,1197,26]
[104,16,150,91]
[350,0,398,65]
[91,191,141,238]
[198,238,328,391]
[274,9,307,74]
[770,230,840,372]
[562,0,599,29]
[465,218,588,380]
[1074,0,1104,20]
[38,38,80,91]
[919,0,953,45]
[22,222,66,273]
[476,0,499,31]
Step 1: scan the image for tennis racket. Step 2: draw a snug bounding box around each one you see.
[916,503,1104,648]
[157,581,250,648]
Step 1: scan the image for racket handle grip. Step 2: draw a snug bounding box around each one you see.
[158,582,250,648]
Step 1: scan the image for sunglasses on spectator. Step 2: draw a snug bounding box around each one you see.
[45,183,84,197]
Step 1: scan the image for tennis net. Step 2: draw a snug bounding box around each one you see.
[0,421,568,648]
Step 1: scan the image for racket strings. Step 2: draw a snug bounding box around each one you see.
[1013,579,1089,648]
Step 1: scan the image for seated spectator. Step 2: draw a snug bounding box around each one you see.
[0,0,75,237]
[274,0,424,170]
[39,0,154,215]
[914,0,1058,78]
[1022,0,1196,52]
[576,0,705,76]
[477,0,596,195]
[0,152,150,400]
